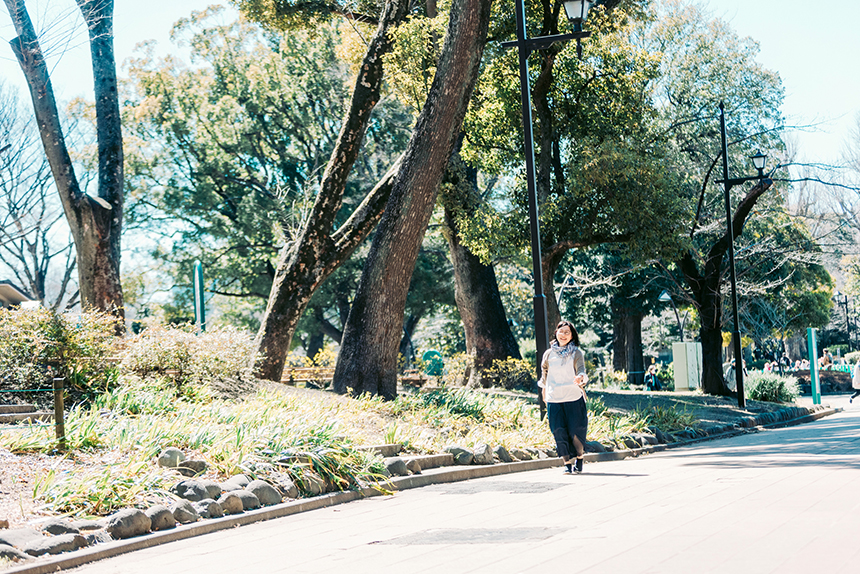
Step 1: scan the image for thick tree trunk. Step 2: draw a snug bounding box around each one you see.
[679,178,773,395]
[7,0,124,318]
[612,310,627,373]
[440,141,521,388]
[626,313,644,385]
[250,0,409,381]
[333,0,494,399]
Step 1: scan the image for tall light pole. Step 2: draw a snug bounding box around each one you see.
[834,291,851,352]
[502,0,594,418]
[716,101,770,409]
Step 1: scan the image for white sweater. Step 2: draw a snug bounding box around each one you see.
[538,345,588,403]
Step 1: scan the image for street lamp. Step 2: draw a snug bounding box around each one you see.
[502,0,594,418]
[716,101,772,408]
[834,291,851,352]
[658,290,684,342]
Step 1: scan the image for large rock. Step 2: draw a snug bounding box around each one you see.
[145,505,176,531]
[472,443,494,465]
[41,518,80,536]
[246,480,282,506]
[192,499,224,519]
[157,447,185,468]
[0,543,29,562]
[70,520,103,532]
[509,448,532,461]
[175,459,208,477]
[84,531,112,546]
[584,440,606,453]
[105,509,150,540]
[217,492,244,515]
[198,479,222,501]
[493,446,513,463]
[172,500,200,524]
[221,474,251,492]
[23,533,87,557]
[384,457,410,477]
[171,479,210,502]
[233,490,261,510]
[0,528,44,549]
[405,459,422,474]
[300,472,326,496]
[444,446,474,465]
[271,474,299,499]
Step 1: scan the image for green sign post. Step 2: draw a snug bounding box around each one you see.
[194,260,206,333]
[807,327,820,405]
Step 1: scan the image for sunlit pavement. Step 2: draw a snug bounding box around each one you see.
[66,398,860,574]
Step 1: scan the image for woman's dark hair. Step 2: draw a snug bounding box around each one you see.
[553,320,580,347]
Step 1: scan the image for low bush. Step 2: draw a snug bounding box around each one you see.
[0,307,120,405]
[119,324,257,397]
[745,372,800,403]
[483,357,534,390]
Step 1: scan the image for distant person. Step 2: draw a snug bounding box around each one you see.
[851,361,860,403]
[779,353,791,375]
[644,364,662,391]
[725,358,747,392]
[538,320,588,475]
[764,361,773,373]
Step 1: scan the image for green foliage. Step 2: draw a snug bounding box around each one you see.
[0,307,120,402]
[656,363,674,390]
[745,372,800,403]
[633,404,697,432]
[483,357,535,391]
[118,324,257,392]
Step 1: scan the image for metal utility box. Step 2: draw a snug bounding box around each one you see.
[673,342,702,391]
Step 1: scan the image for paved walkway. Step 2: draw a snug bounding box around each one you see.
[68,397,860,574]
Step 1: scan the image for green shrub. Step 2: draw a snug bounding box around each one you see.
[745,372,799,403]
[0,307,120,404]
[483,357,534,390]
[119,324,257,393]
[656,363,675,391]
[844,351,860,364]
[440,352,472,386]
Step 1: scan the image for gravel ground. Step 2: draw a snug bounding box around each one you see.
[0,389,813,530]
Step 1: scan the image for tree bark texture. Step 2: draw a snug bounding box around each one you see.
[6,0,124,318]
[251,0,409,381]
[440,147,521,387]
[680,178,772,395]
[333,0,495,399]
[612,309,627,372]
[626,313,644,385]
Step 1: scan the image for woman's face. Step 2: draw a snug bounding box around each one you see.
[556,325,573,346]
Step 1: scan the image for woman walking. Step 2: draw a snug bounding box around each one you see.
[538,320,589,474]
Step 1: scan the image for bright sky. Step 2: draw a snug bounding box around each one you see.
[0,0,858,167]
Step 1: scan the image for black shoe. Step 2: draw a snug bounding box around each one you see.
[574,458,583,474]
[563,464,573,475]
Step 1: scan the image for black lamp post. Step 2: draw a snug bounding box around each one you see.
[834,291,852,352]
[502,0,593,419]
[716,101,771,408]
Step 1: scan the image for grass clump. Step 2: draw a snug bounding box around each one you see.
[745,372,800,403]
[633,404,697,431]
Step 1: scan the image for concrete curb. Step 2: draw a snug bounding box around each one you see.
[4,405,842,574]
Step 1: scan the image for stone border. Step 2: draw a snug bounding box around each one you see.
[3,405,842,574]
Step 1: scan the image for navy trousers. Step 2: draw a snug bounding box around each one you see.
[547,397,588,459]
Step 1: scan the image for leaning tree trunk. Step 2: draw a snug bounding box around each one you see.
[679,178,773,395]
[440,138,521,387]
[333,0,495,399]
[251,0,409,381]
[7,0,124,318]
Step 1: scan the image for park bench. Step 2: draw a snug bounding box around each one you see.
[281,366,335,386]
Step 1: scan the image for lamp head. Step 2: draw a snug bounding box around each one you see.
[563,0,594,31]
[750,150,767,174]
[658,290,672,302]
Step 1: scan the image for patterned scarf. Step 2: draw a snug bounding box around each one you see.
[551,340,576,359]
